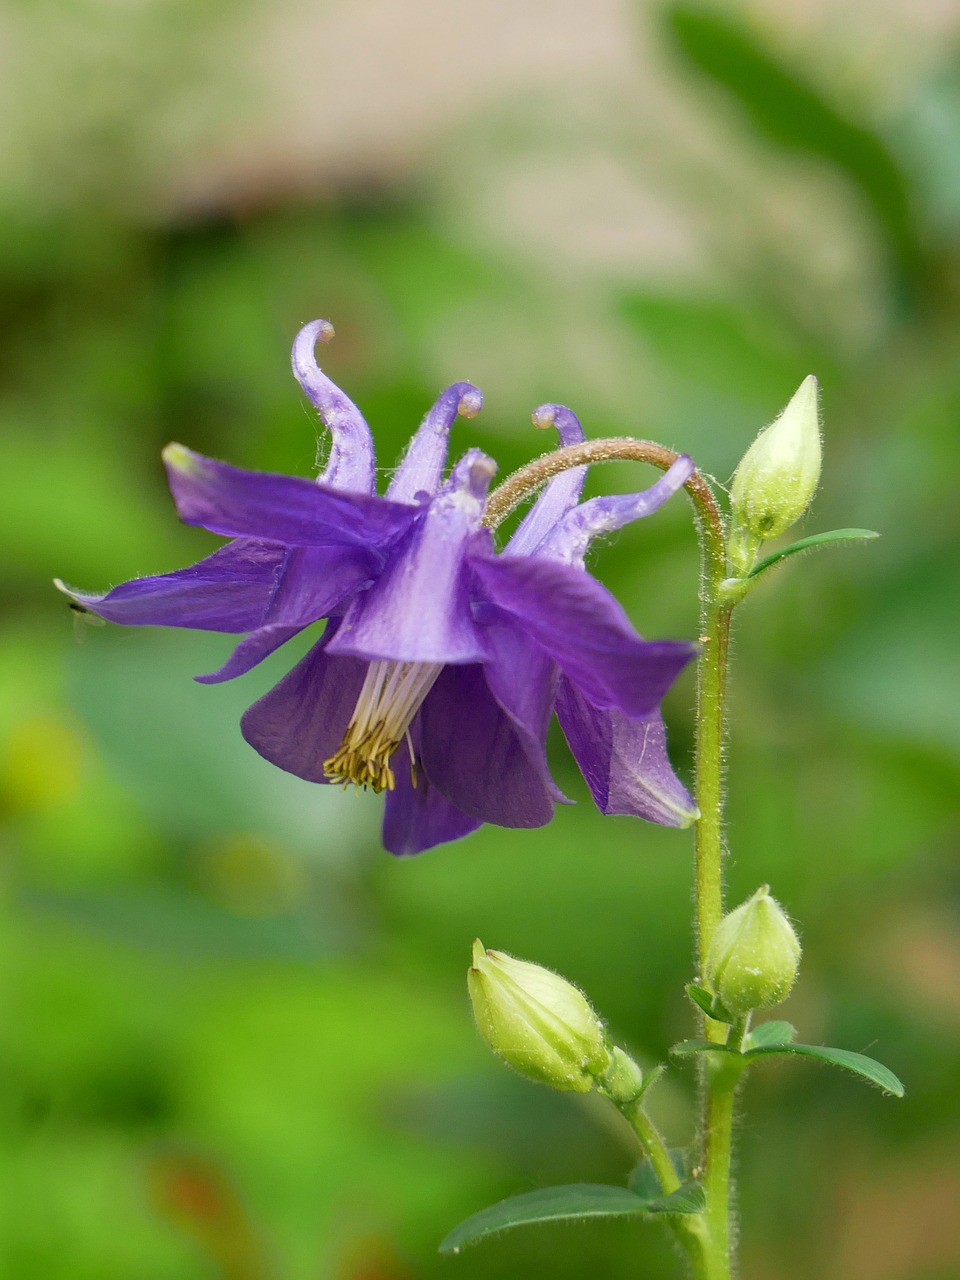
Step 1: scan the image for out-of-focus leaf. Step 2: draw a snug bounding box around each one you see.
[0,422,188,589]
[619,293,816,409]
[818,553,960,759]
[663,5,925,289]
[19,884,350,960]
[891,56,960,237]
[66,628,376,860]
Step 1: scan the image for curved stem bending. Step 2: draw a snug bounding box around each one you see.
[486,435,729,970]
[490,438,738,1280]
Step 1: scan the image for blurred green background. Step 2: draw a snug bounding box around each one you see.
[1,1,959,1276]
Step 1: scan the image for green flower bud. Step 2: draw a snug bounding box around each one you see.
[705,886,801,1016]
[599,1046,645,1105]
[467,940,611,1093]
[730,375,822,554]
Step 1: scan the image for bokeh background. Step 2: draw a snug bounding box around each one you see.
[2,0,959,1276]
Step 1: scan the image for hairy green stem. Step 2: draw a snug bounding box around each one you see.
[692,487,739,1280]
[622,1100,682,1195]
[700,1058,744,1279]
[694,594,732,999]
[621,1101,709,1275]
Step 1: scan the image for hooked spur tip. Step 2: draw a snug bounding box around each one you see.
[161,442,197,473]
[292,319,335,365]
[449,447,497,499]
[532,404,557,431]
[457,386,483,419]
[468,456,497,494]
[531,403,584,448]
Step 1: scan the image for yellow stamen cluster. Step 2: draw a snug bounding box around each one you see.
[324,721,401,792]
[323,659,442,792]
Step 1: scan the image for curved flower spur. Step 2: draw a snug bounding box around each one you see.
[56,321,697,854]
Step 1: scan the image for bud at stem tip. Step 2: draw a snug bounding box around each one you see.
[729,376,822,565]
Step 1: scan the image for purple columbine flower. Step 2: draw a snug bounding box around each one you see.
[57,321,697,855]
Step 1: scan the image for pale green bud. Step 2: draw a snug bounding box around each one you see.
[705,886,801,1016]
[599,1046,645,1105]
[467,940,611,1093]
[730,375,822,551]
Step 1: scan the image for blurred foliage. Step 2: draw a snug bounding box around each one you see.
[1,2,959,1278]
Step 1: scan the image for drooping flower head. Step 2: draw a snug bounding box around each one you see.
[57,321,697,854]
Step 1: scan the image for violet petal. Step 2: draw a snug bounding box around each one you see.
[291,320,376,494]
[240,631,368,783]
[196,544,376,683]
[55,539,286,631]
[539,456,695,564]
[418,663,556,828]
[556,676,697,826]
[328,450,495,664]
[387,383,483,503]
[481,611,569,804]
[469,551,697,719]
[162,445,416,548]
[263,545,379,625]
[507,405,588,557]
[382,725,482,855]
[195,624,306,685]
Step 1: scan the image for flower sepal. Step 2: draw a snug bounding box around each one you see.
[685,981,737,1027]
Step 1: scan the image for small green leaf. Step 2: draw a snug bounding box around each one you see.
[439,1184,654,1254]
[746,1044,904,1096]
[634,1061,666,1101]
[745,1020,796,1051]
[685,983,735,1024]
[748,529,879,580]
[669,1038,733,1058]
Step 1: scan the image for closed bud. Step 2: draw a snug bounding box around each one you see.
[705,886,801,1016]
[599,1047,645,1105]
[730,376,822,564]
[467,940,611,1093]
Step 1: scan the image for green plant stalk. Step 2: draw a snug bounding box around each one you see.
[622,1099,681,1195]
[692,502,740,1280]
[699,1057,743,1280]
[621,1100,709,1273]
[693,593,732,989]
